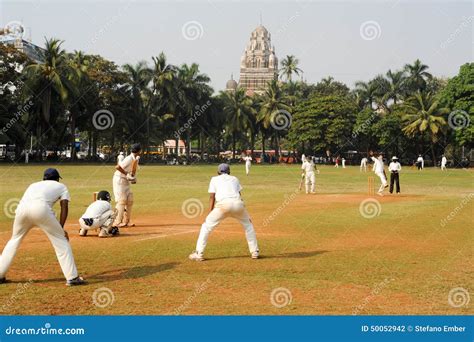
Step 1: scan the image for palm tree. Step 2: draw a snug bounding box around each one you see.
[222,88,255,159]
[176,63,212,159]
[404,59,432,93]
[258,80,290,159]
[401,91,448,164]
[354,80,380,110]
[150,53,178,156]
[23,38,76,160]
[280,55,302,82]
[122,61,151,153]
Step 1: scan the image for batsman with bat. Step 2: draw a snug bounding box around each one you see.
[113,143,141,227]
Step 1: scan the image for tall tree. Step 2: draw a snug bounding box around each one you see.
[280,55,302,82]
[401,91,449,164]
[23,38,76,160]
[404,59,432,92]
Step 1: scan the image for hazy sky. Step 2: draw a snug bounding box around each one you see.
[1,0,472,91]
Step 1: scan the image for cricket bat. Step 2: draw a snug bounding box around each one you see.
[132,156,139,176]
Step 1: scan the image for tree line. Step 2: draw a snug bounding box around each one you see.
[0,38,472,165]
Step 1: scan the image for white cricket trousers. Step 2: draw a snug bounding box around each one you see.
[245,162,251,175]
[375,171,388,192]
[305,171,316,193]
[0,202,78,280]
[79,210,115,231]
[196,200,259,255]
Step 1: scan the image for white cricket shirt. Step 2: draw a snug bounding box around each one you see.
[371,157,385,174]
[114,153,137,178]
[81,200,112,219]
[19,180,70,210]
[301,160,315,173]
[208,174,242,203]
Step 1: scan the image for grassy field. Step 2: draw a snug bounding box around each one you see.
[0,163,472,315]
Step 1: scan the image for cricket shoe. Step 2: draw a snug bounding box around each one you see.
[377,192,384,197]
[251,251,260,259]
[79,228,88,236]
[98,228,110,238]
[188,251,205,261]
[66,276,86,287]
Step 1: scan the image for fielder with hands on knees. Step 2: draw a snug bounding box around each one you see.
[189,163,259,261]
[113,143,141,228]
[0,168,85,286]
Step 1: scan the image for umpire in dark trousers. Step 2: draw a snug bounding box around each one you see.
[388,156,401,194]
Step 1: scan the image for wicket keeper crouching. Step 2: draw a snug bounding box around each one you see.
[112,143,141,227]
[79,191,119,237]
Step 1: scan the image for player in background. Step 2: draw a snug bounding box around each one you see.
[360,157,368,172]
[117,151,124,165]
[370,152,388,196]
[113,143,141,227]
[79,190,119,237]
[416,155,424,170]
[189,164,259,261]
[301,156,320,194]
[243,153,252,176]
[441,155,447,171]
[388,156,401,194]
[342,157,346,168]
[0,168,84,286]
[334,156,339,168]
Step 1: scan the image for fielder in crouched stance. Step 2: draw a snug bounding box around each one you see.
[189,164,259,261]
[113,143,141,227]
[0,168,84,286]
[79,191,119,237]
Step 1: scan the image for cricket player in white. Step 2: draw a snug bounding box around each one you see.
[441,155,447,171]
[0,168,84,286]
[360,157,368,172]
[79,190,119,237]
[416,155,424,170]
[342,158,346,168]
[113,144,140,227]
[370,152,388,196]
[301,157,319,194]
[243,154,252,176]
[189,164,259,261]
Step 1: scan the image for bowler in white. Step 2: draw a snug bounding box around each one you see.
[189,164,259,261]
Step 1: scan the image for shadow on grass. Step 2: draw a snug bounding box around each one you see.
[24,262,179,284]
